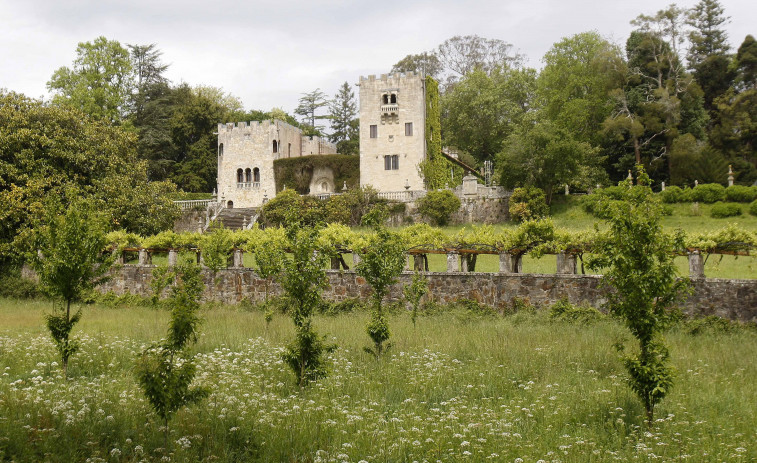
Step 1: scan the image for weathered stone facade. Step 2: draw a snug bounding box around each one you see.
[216,120,336,208]
[358,73,426,193]
[93,266,757,323]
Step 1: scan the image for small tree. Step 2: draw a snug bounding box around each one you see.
[278,210,335,387]
[509,187,549,222]
[416,190,461,226]
[356,207,406,357]
[136,258,208,446]
[30,198,113,378]
[253,231,286,327]
[403,272,428,328]
[587,166,688,425]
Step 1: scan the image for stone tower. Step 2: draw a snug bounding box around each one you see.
[216,120,335,209]
[358,73,426,192]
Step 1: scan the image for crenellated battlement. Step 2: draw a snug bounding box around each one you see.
[358,71,421,84]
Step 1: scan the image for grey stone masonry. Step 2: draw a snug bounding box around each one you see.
[688,251,705,278]
[556,252,578,274]
[91,266,757,323]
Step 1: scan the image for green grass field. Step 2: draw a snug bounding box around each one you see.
[1,299,755,462]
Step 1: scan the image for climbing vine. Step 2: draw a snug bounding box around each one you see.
[420,76,459,189]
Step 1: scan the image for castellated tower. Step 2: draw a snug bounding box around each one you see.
[358,73,426,192]
[216,120,336,209]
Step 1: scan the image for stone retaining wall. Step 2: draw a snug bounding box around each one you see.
[94,266,757,322]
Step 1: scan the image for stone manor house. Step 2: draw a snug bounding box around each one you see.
[216,72,429,209]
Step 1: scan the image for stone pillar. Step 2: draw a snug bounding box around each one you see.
[688,251,705,278]
[168,249,178,267]
[498,252,521,273]
[352,253,361,266]
[113,250,124,265]
[728,165,734,187]
[233,249,244,268]
[461,255,468,272]
[197,217,204,234]
[661,181,665,191]
[413,254,425,271]
[564,184,570,195]
[556,252,577,274]
[404,254,412,271]
[446,252,460,272]
[330,256,341,270]
[138,249,151,266]
[694,179,699,187]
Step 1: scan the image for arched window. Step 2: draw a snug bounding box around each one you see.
[253,167,260,183]
[227,200,234,208]
[390,94,397,104]
[272,140,278,153]
[236,168,243,183]
[382,94,389,104]
[245,168,252,183]
[219,143,224,157]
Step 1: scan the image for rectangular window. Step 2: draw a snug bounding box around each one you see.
[384,155,391,170]
[405,122,413,136]
[392,154,399,170]
[370,124,377,138]
[385,155,399,170]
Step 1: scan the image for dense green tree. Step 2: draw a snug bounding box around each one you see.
[0,91,179,267]
[538,32,625,146]
[329,82,359,154]
[128,43,170,119]
[295,89,329,133]
[391,52,443,78]
[497,118,603,203]
[168,84,229,192]
[47,36,134,123]
[734,35,757,89]
[686,0,733,111]
[441,66,536,164]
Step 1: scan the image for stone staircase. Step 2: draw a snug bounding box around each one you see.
[214,208,259,230]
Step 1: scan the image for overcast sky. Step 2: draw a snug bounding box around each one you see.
[1,0,754,117]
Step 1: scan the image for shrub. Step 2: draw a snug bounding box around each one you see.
[509,187,549,222]
[750,199,757,216]
[686,316,740,335]
[725,185,757,203]
[0,273,41,299]
[710,202,742,218]
[549,298,604,324]
[416,190,461,226]
[689,183,726,203]
[659,185,685,203]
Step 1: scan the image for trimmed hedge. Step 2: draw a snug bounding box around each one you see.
[710,202,742,218]
[273,154,359,194]
[689,183,726,203]
[749,199,757,216]
[725,185,757,203]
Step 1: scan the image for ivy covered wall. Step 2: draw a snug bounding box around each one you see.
[420,76,462,189]
[273,154,360,194]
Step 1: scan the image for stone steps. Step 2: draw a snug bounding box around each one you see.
[214,208,258,230]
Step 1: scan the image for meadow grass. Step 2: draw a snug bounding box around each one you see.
[1,298,755,462]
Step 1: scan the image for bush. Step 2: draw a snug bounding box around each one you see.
[725,185,757,203]
[416,190,461,226]
[689,183,726,203]
[549,298,604,324]
[0,274,41,299]
[659,185,685,203]
[750,199,757,216]
[686,316,740,335]
[509,187,549,222]
[710,202,742,218]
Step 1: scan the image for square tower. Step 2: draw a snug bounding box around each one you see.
[358,73,426,192]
